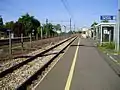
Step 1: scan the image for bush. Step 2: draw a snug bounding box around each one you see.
[101,42,115,50]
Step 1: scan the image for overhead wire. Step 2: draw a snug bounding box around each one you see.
[61,0,76,31]
[61,0,73,18]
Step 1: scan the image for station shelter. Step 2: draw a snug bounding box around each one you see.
[94,23,116,45]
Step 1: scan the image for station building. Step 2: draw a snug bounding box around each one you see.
[90,22,120,51]
[94,23,116,44]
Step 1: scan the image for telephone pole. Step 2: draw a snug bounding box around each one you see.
[8,29,12,59]
[74,24,75,31]
[70,18,71,32]
[46,19,48,37]
[117,0,120,52]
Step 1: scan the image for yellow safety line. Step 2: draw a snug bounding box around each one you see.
[64,38,80,90]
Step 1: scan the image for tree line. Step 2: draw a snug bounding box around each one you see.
[0,13,61,38]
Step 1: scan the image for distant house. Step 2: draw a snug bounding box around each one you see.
[81,27,89,38]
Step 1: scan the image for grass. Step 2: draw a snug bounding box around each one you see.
[98,43,120,62]
[98,42,120,55]
[98,42,120,64]
[98,42,116,54]
[100,42,115,49]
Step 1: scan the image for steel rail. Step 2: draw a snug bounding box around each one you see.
[16,36,77,90]
[0,36,76,78]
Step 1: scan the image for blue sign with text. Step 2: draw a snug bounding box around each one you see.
[100,15,116,20]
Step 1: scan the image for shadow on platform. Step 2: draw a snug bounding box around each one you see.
[71,44,96,47]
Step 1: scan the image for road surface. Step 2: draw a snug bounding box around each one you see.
[35,37,120,90]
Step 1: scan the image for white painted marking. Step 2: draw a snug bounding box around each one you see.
[107,53,109,55]
[64,38,80,90]
[109,56,118,63]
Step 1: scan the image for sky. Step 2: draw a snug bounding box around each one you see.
[0,0,118,29]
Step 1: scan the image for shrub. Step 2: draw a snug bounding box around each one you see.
[101,42,115,50]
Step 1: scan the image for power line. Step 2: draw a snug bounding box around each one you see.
[61,0,77,31]
[61,0,73,18]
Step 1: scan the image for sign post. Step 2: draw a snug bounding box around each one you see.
[8,29,12,59]
[21,33,23,53]
[41,25,43,39]
[116,0,120,52]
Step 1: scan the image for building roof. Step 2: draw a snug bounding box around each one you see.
[95,23,116,27]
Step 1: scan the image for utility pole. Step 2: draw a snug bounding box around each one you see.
[8,29,12,59]
[64,25,66,33]
[74,24,75,31]
[63,25,66,37]
[109,30,111,43]
[41,25,43,39]
[70,18,71,32]
[117,0,120,52]
[21,33,23,53]
[30,33,32,49]
[46,19,48,38]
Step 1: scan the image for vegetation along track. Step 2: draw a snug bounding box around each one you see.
[0,36,77,89]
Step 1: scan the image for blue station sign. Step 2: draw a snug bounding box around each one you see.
[100,15,116,20]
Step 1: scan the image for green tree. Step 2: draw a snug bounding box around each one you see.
[37,26,41,36]
[13,22,25,37]
[54,24,61,31]
[4,21,14,31]
[0,16,3,29]
[18,13,40,36]
[0,16,3,26]
[91,22,98,27]
[43,23,57,37]
[46,23,53,37]
[31,18,40,36]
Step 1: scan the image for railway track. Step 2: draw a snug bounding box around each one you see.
[0,35,68,61]
[0,40,61,73]
[0,36,77,90]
